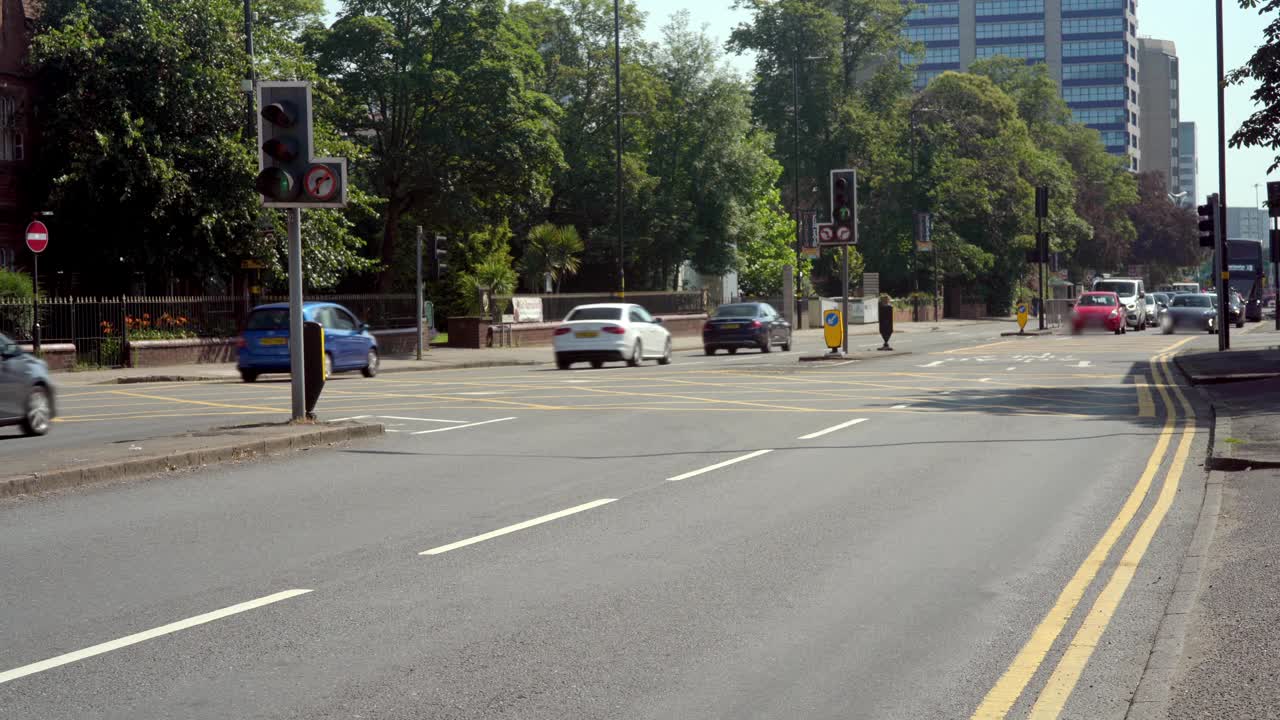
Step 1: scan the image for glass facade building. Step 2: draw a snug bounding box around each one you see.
[901,0,1141,169]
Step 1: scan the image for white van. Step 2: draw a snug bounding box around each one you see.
[1092,277,1147,329]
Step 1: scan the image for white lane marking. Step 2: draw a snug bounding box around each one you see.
[919,360,945,367]
[453,391,511,396]
[0,589,312,686]
[666,449,774,482]
[420,499,617,555]
[1075,360,1093,368]
[387,429,401,433]
[892,404,910,409]
[562,379,592,384]
[979,378,992,383]
[412,417,517,435]
[1006,366,1017,371]
[327,415,370,423]
[798,417,869,440]
[378,415,469,424]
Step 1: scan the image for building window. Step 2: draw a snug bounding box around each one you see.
[901,46,962,65]
[976,21,1045,40]
[905,25,960,43]
[976,0,1045,15]
[1063,17,1125,35]
[1062,62,1126,81]
[1063,85,1127,102]
[1063,39,1125,57]
[914,69,948,89]
[0,97,22,162]
[1100,130,1127,146]
[907,2,960,20]
[1072,107,1127,125]
[1062,0,1124,10]
[975,43,1046,60]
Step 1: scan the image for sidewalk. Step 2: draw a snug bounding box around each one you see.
[1164,322,1280,718]
[54,319,995,385]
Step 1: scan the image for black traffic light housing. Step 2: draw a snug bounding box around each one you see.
[830,169,857,237]
[255,81,348,208]
[1198,194,1219,248]
[432,235,449,282]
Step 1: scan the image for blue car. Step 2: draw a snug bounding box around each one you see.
[237,302,379,383]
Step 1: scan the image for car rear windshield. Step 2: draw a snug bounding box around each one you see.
[566,307,622,321]
[1094,281,1138,297]
[246,309,290,330]
[1079,295,1116,307]
[713,304,761,318]
[1172,295,1212,308]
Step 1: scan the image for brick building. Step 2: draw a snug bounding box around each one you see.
[0,0,37,272]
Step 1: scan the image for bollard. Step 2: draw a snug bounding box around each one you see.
[303,320,326,420]
[878,295,894,351]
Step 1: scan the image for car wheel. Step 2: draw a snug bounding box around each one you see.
[704,346,715,356]
[1238,320,1245,329]
[22,386,51,436]
[658,338,672,365]
[760,338,772,353]
[781,336,791,352]
[728,347,738,355]
[361,348,379,377]
[590,360,604,369]
[240,370,259,383]
[627,341,643,367]
[323,352,333,378]
[1162,325,1173,335]
[556,355,572,370]
[1114,327,1122,335]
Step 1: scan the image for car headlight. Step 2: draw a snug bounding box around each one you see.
[1108,309,1118,318]
[1126,303,1136,310]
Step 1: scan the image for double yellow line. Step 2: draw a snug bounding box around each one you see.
[971,344,1198,719]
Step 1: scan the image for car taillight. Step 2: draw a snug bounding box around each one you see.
[702,322,712,332]
[553,326,572,336]
[236,336,247,349]
[602,325,627,334]
[750,320,763,329]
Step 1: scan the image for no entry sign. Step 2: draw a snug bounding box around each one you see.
[25,221,48,254]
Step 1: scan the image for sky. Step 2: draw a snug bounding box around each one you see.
[322,0,1278,210]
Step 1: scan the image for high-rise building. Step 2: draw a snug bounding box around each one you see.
[1137,38,1178,190]
[1177,122,1197,207]
[1226,207,1268,242]
[902,0,1141,170]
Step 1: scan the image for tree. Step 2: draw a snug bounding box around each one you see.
[522,223,584,292]
[1228,0,1280,171]
[314,0,564,291]
[1128,172,1202,286]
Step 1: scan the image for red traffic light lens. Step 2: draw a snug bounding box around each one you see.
[263,137,299,163]
[261,101,297,128]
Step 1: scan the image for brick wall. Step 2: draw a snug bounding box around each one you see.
[20,343,74,371]
[127,338,236,368]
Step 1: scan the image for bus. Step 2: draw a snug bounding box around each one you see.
[1227,239,1264,322]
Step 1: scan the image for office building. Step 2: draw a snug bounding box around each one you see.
[902,0,1141,170]
[1137,38,1178,191]
[1177,122,1197,206]
[1227,207,1268,242]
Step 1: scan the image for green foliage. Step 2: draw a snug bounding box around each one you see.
[0,269,33,299]
[1128,172,1203,286]
[1229,0,1280,172]
[736,186,809,297]
[523,223,584,292]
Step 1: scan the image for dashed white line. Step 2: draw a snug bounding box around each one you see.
[327,415,370,423]
[412,417,517,435]
[892,404,910,409]
[420,499,617,555]
[1006,366,1017,371]
[798,418,868,440]
[379,415,470,424]
[1075,361,1093,368]
[919,360,945,368]
[666,449,774,482]
[0,589,313,686]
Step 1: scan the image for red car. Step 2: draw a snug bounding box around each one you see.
[1072,291,1126,334]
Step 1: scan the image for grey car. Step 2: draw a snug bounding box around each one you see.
[0,332,55,435]
[1161,293,1218,335]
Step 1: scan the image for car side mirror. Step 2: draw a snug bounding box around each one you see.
[652,317,664,325]
[0,344,19,359]
[360,322,370,332]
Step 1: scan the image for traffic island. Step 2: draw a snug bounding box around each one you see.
[0,421,384,499]
[798,349,911,363]
[998,328,1056,337]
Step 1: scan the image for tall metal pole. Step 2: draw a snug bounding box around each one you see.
[243,0,256,135]
[1216,0,1230,351]
[287,208,305,421]
[1038,215,1046,331]
[614,0,624,299]
[415,226,424,361]
[31,252,39,354]
[793,55,802,284]
[841,245,850,356]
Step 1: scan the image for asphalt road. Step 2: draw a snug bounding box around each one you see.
[0,321,1226,719]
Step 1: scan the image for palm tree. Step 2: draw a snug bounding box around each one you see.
[523,223,584,293]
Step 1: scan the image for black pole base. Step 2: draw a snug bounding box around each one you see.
[878,343,893,351]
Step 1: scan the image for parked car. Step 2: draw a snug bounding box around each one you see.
[236,302,379,382]
[1071,292,1126,335]
[1161,293,1218,334]
[1092,277,1147,330]
[552,303,672,369]
[0,332,54,436]
[1142,294,1166,328]
[702,302,792,355]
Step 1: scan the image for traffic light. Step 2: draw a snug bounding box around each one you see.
[830,170,856,230]
[255,81,348,208]
[432,235,449,282]
[1035,186,1049,219]
[1198,194,1219,248]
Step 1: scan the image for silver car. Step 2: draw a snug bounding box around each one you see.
[0,332,55,435]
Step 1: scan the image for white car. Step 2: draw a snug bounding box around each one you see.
[553,303,673,370]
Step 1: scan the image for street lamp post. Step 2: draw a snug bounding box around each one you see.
[614,0,624,299]
[790,52,825,316]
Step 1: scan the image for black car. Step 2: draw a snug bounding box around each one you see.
[1161,293,1218,334]
[703,302,791,354]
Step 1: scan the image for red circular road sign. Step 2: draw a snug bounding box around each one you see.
[303,165,338,202]
[818,226,834,242]
[25,220,48,254]
[836,226,852,242]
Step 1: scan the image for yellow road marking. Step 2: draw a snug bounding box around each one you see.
[1027,356,1196,718]
[968,353,1178,719]
[1136,377,1155,418]
[108,389,285,413]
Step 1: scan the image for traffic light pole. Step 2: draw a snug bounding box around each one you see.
[841,245,850,356]
[416,226,424,361]
[287,208,306,421]
[1216,0,1230,352]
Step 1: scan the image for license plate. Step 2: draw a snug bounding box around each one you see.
[721,324,740,330]
[575,331,598,338]
[259,337,287,346]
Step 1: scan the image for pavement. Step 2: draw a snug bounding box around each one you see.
[0,319,1221,719]
[1163,321,1280,719]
